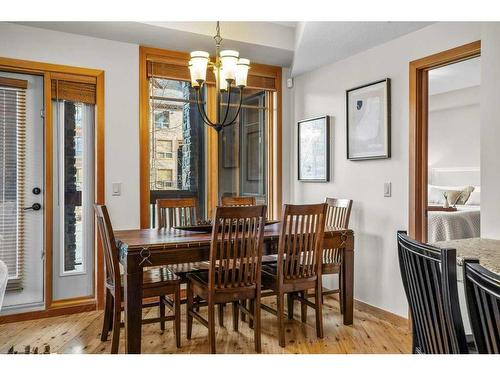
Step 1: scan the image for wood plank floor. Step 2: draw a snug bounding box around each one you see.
[0,296,411,354]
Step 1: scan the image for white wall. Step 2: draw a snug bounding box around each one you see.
[0,22,140,230]
[284,22,481,317]
[480,23,500,238]
[428,86,480,171]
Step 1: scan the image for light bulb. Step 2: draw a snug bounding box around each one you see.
[235,58,250,87]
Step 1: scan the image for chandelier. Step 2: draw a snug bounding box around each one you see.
[188,22,250,132]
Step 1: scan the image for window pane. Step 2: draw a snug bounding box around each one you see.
[149,78,205,225]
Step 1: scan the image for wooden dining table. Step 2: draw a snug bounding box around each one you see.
[115,223,355,354]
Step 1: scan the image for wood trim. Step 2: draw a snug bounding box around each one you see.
[408,41,480,241]
[0,301,97,324]
[354,299,409,329]
[0,57,106,319]
[139,46,283,224]
[0,76,28,89]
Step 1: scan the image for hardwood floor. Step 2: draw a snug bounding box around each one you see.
[0,296,411,354]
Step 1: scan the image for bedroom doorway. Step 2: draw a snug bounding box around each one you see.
[409,41,481,242]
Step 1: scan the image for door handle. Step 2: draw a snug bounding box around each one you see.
[23,203,42,211]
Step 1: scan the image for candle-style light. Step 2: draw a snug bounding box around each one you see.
[188,22,250,132]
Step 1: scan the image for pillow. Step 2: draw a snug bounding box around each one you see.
[466,191,481,205]
[444,186,474,206]
[473,186,481,192]
[428,185,472,204]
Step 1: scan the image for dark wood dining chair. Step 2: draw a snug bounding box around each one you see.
[397,231,468,354]
[157,197,198,228]
[186,205,267,353]
[95,204,182,353]
[463,258,500,354]
[220,195,256,207]
[261,203,327,348]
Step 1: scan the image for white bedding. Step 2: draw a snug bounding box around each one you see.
[428,205,480,243]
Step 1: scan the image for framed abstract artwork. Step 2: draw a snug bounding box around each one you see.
[297,115,330,182]
[346,78,391,160]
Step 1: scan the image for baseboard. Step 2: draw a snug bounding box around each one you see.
[0,302,96,324]
[353,299,409,329]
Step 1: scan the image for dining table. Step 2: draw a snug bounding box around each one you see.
[115,223,355,354]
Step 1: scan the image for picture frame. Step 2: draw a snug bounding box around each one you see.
[346,78,391,160]
[297,115,330,182]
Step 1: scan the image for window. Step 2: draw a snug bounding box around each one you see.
[157,139,173,159]
[157,168,173,188]
[154,110,170,129]
[0,78,27,289]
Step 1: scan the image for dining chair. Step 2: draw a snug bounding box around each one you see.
[301,198,352,321]
[463,258,500,354]
[186,205,267,353]
[397,231,468,354]
[261,203,328,348]
[95,204,182,353]
[157,197,198,228]
[220,195,256,207]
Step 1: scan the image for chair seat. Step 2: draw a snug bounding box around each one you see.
[106,267,180,291]
[187,270,257,303]
[167,262,210,279]
[261,264,317,293]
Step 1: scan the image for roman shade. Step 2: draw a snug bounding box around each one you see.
[147,60,278,91]
[0,77,27,290]
[51,74,97,104]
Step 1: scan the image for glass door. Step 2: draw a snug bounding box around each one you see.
[0,71,45,314]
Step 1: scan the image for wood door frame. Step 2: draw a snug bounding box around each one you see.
[408,41,481,241]
[0,57,105,322]
[139,46,282,227]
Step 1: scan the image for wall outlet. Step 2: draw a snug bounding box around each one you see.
[112,182,121,196]
[384,182,392,197]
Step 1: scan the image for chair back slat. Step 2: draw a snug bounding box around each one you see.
[463,259,500,354]
[94,205,121,295]
[220,196,256,207]
[277,204,327,281]
[397,231,468,354]
[323,198,352,265]
[157,198,198,229]
[209,205,266,290]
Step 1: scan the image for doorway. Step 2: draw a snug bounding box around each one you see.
[408,41,481,242]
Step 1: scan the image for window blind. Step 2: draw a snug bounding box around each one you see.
[147,60,278,91]
[0,78,27,291]
[51,80,96,104]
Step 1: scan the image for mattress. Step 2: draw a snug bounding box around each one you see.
[428,206,480,243]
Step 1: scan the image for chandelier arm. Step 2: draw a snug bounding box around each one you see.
[222,87,244,128]
[220,83,232,126]
[195,87,217,128]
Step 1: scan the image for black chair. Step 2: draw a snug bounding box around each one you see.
[463,258,500,354]
[397,231,468,354]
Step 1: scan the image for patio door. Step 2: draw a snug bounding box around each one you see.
[0,71,45,314]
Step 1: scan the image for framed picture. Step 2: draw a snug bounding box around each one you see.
[297,116,330,182]
[346,78,391,160]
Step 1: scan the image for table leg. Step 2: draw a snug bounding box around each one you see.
[124,255,143,354]
[342,236,354,325]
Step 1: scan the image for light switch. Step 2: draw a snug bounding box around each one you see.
[112,182,121,196]
[384,182,392,197]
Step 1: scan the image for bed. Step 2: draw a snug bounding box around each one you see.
[427,167,480,243]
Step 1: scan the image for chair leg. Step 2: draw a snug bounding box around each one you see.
[232,301,239,332]
[300,290,307,323]
[254,295,262,353]
[159,296,166,331]
[277,293,285,348]
[249,299,255,329]
[101,289,113,341]
[314,281,324,339]
[287,292,294,320]
[218,303,225,327]
[186,280,194,340]
[174,287,181,348]
[208,299,216,354]
[339,268,344,314]
[240,299,247,322]
[111,294,121,354]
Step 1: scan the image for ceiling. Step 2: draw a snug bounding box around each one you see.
[428,57,481,95]
[15,21,432,76]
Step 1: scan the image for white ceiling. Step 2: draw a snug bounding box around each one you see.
[428,57,481,95]
[15,21,433,75]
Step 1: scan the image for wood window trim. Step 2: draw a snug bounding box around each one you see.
[0,57,105,320]
[408,41,480,241]
[140,46,282,226]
